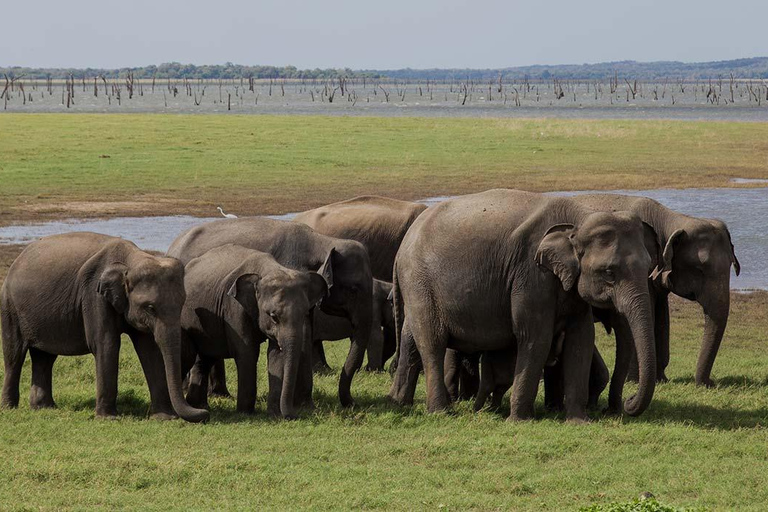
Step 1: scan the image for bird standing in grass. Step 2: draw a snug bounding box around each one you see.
[217,206,238,219]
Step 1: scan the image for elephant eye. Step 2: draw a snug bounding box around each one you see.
[603,269,616,283]
[144,303,156,315]
[269,312,280,324]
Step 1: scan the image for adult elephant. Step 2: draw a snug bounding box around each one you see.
[1,233,209,423]
[293,195,427,282]
[572,194,740,387]
[167,217,373,408]
[389,189,658,421]
[180,245,329,418]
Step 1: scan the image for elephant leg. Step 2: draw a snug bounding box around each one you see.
[186,355,213,410]
[234,349,259,414]
[1,315,27,409]
[509,306,555,421]
[267,339,283,417]
[93,342,121,418]
[587,348,610,410]
[607,314,634,415]
[388,318,422,406]
[409,315,450,413]
[130,332,175,419]
[458,353,480,401]
[543,364,564,412]
[491,382,512,410]
[365,327,385,372]
[443,349,461,402]
[560,313,594,423]
[338,334,366,409]
[312,340,333,374]
[293,343,315,410]
[654,292,670,383]
[29,348,57,409]
[474,353,492,412]
[208,359,232,398]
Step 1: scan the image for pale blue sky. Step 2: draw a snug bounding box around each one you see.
[3,0,766,69]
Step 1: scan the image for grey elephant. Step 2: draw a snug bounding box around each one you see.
[0,233,209,422]
[389,189,658,421]
[293,195,427,281]
[179,245,329,418]
[167,217,373,408]
[312,279,395,373]
[571,194,740,388]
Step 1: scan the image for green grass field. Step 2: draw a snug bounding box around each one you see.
[1,114,767,223]
[0,294,766,510]
[1,113,767,510]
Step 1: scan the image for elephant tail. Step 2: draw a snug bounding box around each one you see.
[388,261,405,375]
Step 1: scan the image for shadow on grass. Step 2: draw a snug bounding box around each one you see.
[67,389,157,419]
[639,398,768,430]
[670,374,768,389]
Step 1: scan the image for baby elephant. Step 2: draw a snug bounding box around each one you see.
[0,233,208,422]
[180,245,329,419]
[312,279,396,373]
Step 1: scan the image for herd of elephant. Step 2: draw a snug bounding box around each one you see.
[0,190,739,423]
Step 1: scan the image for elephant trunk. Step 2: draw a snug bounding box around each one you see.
[617,286,657,417]
[695,286,730,387]
[280,340,302,419]
[156,324,209,423]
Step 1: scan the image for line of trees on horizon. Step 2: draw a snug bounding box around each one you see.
[2,57,767,81]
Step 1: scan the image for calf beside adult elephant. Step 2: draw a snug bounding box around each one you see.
[0,233,209,423]
[180,245,329,418]
[167,217,374,408]
[571,193,740,387]
[389,189,659,421]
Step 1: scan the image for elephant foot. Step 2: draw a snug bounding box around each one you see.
[602,405,622,417]
[506,413,533,423]
[208,389,233,399]
[150,411,178,421]
[565,416,590,425]
[30,399,56,410]
[386,392,413,407]
[696,376,715,388]
[657,372,669,384]
[95,411,119,420]
[364,364,385,373]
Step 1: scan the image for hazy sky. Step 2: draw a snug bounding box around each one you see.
[3,0,766,69]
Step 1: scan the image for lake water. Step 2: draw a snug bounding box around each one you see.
[0,187,765,289]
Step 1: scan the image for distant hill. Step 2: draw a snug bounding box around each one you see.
[2,57,767,81]
[363,57,768,81]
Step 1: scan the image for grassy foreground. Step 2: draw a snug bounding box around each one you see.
[1,114,768,223]
[0,293,766,510]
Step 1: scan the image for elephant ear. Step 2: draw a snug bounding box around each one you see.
[317,248,336,293]
[535,224,580,292]
[726,228,741,276]
[306,272,330,308]
[641,222,663,272]
[97,263,129,313]
[650,228,685,290]
[227,273,261,321]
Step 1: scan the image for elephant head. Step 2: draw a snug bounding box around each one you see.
[228,267,329,418]
[315,243,374,406]
[650,219,739,386]
[536,211,658,416]
[97,255,209,423]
